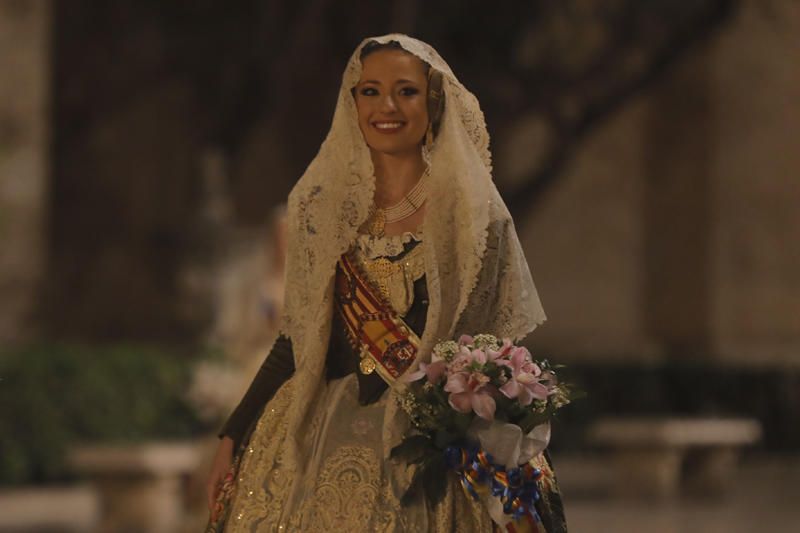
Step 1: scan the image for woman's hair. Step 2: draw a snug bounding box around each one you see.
[360,39,414,64]
[357,39,445,140]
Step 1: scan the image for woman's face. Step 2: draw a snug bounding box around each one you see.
[354,49,429,157]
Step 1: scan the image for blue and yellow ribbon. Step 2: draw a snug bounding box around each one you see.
[445,445,543,527]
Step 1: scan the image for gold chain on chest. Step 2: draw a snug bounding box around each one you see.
[363,257,401,301]
[358,244,424,306]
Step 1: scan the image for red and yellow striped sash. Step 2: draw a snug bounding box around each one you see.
[335,253,420,385]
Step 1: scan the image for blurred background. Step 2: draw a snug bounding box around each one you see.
[1,0,799,531]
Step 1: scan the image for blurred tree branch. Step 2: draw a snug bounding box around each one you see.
[497,0,741,219]
[49,0,747,339]
[59,1,742,218]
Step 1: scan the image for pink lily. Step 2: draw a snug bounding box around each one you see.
[464,338,514,363]
[487,339,513,362]
[499,347,550,406]
[444,371,497,420]
[401,360,447,384]
[470,348,488,365]
[448,349,473,373]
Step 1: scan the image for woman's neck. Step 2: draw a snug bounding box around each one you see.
[371,150,427,208]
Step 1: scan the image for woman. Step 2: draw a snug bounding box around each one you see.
[206,34,567,532]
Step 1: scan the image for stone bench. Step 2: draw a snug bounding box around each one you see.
[587,417,762,498]
[0,485,99,532]
[68,441,202,533]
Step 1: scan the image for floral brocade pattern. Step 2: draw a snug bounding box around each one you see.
[300,446,398,531]
[224,380,295,532]
[223,374,506,532]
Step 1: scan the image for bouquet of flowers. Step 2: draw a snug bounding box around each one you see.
[393,334,575,527]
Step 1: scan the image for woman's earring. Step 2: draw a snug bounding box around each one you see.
[422,123,433,164]
[425,122,434,149]
[424,69,443,165]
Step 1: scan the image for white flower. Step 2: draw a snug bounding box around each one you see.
[472,334,500,350]
[433,340,460,362]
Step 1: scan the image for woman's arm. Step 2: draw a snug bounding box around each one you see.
[207,335,295,515]
[218,334,296,448]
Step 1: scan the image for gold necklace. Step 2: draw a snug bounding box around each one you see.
[368,167,429,237]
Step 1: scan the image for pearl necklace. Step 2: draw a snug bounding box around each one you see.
[368,167,429,237]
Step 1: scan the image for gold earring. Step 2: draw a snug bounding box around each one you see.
[425,121,434,148]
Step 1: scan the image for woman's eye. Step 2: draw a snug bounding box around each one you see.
[360,87,378,96]
[400,87,420,96]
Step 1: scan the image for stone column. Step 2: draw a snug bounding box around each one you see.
[708,0,800,365]
[642,52,715,357]
[518,99,652,361]
[0,0,50,344]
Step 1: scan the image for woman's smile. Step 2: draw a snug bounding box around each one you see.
[371,120,406,133]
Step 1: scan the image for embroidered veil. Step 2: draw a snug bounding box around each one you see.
[227,34,548,530]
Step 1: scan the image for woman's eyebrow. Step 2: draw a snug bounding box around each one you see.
[358,78,420,85]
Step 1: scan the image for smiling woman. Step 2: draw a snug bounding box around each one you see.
[205,34,564,532]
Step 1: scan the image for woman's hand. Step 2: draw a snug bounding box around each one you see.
[206,436,235,521]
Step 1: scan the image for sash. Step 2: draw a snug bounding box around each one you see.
[335,252,420,385]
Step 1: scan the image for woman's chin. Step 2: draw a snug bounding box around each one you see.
[367,141,423,158]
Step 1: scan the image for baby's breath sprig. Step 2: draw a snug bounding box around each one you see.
[471,334,500,350]
[432,340,459,362]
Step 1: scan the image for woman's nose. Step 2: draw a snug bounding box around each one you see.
[379,93,398,113]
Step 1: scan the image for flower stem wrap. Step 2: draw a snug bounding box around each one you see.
[445,445,543,526]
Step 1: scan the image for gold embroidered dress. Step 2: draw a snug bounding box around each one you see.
[212,33,566,532]
[225,233,499,531]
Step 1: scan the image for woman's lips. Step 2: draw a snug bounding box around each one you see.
[372,121,405,133]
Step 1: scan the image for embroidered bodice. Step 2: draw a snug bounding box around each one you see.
[352,230,425,316]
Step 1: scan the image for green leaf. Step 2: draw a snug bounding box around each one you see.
[434,429,457,449]
[518,410,550,434]
[400,464,425,506]
[452,412,473,434]
[569,388,588,401]
[390,435,433,463]
[421,453,449,507]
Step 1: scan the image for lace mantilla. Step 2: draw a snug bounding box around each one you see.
[276,34,546,514]
[355,229,423,259]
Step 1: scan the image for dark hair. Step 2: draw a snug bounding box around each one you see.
[357,40,445,139]
[359,40,423,65]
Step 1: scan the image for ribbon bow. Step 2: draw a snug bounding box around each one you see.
[445,445,543,523]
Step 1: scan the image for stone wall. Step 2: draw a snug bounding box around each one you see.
[709,0,800,365]
[519,97,652,361]
[518,0,800,367]
[8,1,797,363]
[0,0,49,344]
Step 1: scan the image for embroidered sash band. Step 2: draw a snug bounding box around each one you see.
[335,253,420,386]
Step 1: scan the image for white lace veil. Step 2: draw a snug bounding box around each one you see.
[278,33,546,515]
